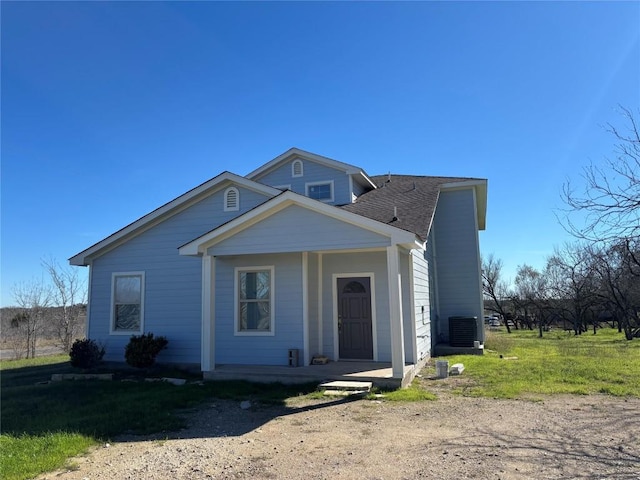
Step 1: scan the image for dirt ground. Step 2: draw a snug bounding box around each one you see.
[38,380,640,480]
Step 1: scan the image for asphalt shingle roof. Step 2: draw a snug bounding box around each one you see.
[340,174,478,241]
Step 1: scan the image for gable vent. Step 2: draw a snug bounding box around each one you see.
[292,159,303,177]
[224,187,239,211]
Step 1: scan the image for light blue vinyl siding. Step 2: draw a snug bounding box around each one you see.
[432,188,483,343]
[411,250,431,361]
[214,253,304,365]
[307,253,320,357]
[400,251,414,363]
[321,251,391,361]
[88,186,272,364]
[208,205,390,256]
[254,158,352,205]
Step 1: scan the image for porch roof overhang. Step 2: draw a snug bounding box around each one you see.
[178,190,420,257]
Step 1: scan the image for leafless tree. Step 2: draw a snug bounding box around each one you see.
[11,279,52,358]
[482,254,513,333]
[514,264,551,337]
[562,106,640,246]
[2,307,28,359]
[590,242,640,340]
[43,258,87,353]
[545,243,599,335]
[559,106,640,340]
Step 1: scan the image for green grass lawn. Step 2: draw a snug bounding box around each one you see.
[439,327,640,398]
[2,329,638,480]
[0,356,317,480]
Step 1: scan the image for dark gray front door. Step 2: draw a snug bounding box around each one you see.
[337,277,373,360]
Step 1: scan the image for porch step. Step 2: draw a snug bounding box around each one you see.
[319,380,373,396]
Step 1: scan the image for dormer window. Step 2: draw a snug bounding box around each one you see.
[292,159,303,177]
[224,187,239,212]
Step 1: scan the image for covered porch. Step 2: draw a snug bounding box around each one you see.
[202,360,425,389]
[178,192,424,386]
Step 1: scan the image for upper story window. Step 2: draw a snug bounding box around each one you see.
[224,187,239,212]
[111,272,144,334]
[306,181,334,202]
[292,159,303,177]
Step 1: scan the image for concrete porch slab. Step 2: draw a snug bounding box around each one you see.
[203,361,420,388]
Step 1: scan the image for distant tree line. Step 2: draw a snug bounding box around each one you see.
[4,259,87,359]
[484,107,640,340]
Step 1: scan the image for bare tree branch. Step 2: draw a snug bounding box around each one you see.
[560,106,640,243]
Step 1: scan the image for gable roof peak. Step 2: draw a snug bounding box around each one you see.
[246,148,376,188]
[69,171,281,266]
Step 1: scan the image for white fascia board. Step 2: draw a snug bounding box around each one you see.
[178,190,418,256]
[69,172,281,266]
[441,179,488,231]
[246,147,371,182]
[354,171,378,190]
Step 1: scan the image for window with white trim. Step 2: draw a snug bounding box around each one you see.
[224,187,239,211]
[111,272,144,334]
[235,266,274,335]
[292,159,303,177]
[306,181,334,202]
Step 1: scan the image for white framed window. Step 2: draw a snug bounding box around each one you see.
[306,180,334,202]
[292,159,303,177]
[224,187,239,211]
[234,266,275,336]
[110,272,144,335]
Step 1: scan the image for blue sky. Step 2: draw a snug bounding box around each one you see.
[1,1,639,307]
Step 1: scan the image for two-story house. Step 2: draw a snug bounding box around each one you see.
[70,148,487,387]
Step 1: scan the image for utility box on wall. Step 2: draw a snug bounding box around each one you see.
[448,316,478,347]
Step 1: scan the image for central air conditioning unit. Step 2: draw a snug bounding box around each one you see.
[449,316,478,347]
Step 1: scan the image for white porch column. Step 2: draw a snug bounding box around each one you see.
[201,255,215,372]
[302,252,310,366]
[387,245,405,379]
[317,252,323,356]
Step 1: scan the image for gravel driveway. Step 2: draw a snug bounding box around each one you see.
[38,391,639,480]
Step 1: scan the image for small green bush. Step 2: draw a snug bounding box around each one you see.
[69,339,105,369]
[124,333,168,368]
